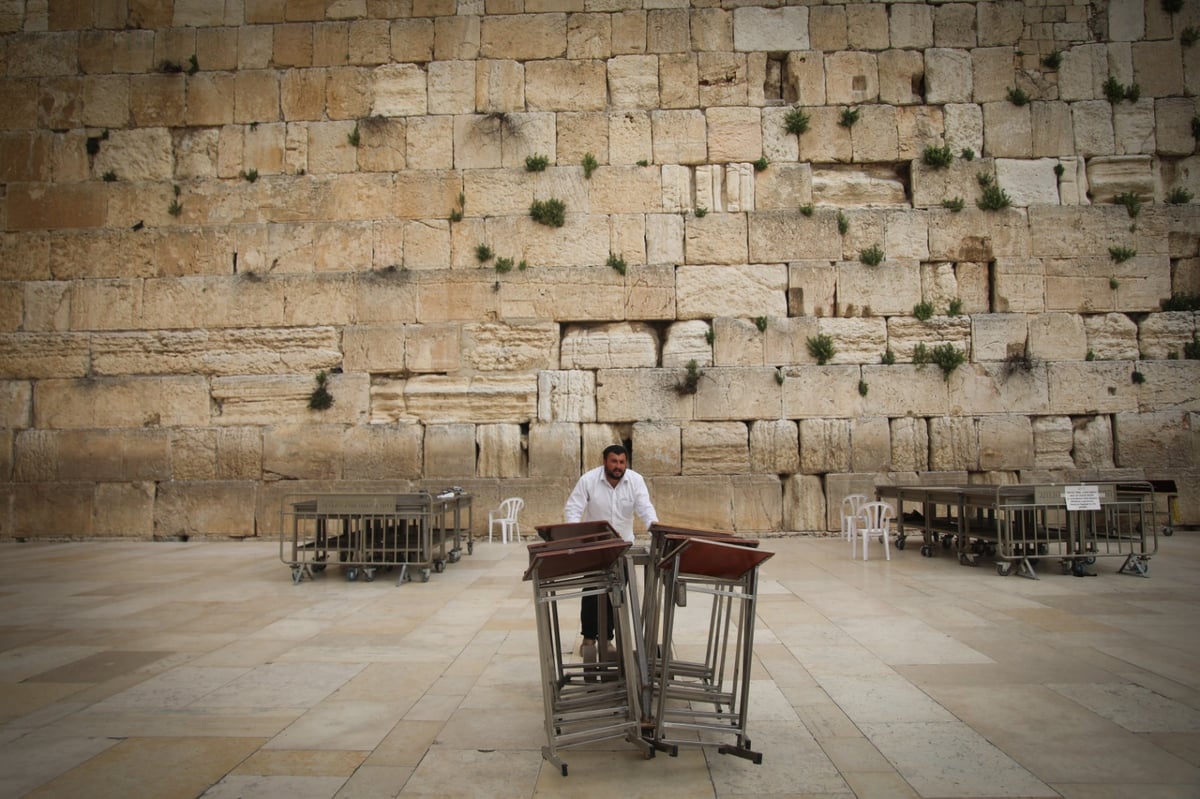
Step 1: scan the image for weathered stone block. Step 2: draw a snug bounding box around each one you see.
[693,367,781,421]
[170,426,262,481]
[1028,313,1087,361]
[749,211,841,263]
[837,260,922,317]
[661,320,711,369]
[978,1,1023,46]
[528,421,581,479]
[343,422,423,480]
[811,165,908,207]
[748,419,799,475]
[648,475,733,531]
[1047,361,1138,414]
[403,375,537,424]
[595,368,693,422]
[480,13,566,61]
[925,48,972,104]
[929,416,977,471]
[972,314,1029,361]
[475,60,525,115]
[477,423,523,478]
[93,481,155,537]
[1086,155,1155,204]
[798,106,853,163]
[730,474,783,533]
[91,328,342,377]
[783,365,864,419]
[561,322,658,369]
[878,49,924,106]
[1074,414,1116,468]
[1084,313,1140,360]
[526,59,606,112]
[994,158,1060,207]
[682,421,748,475]
[784,473,826,532]
[825,50,878,104]
[14,483,94,537]
[890,417,929,472]
[538,370,595,424]
[1114,99,1156,156]
[677,264,787,320]
[971,46,1014,104]
[859,365,950,417]
[424,423,476,478]
[952,361,1050,416]
[1033,415,1074,469]
[982,102,1032,158]
[706,106,761,163]
[1132,39,1183,99]
[799,418,851,474]
[732,6,808,52]
[684,213,746,265]
[609,54,660,109]
[154,480,257,537]
[850,416,890,473]
[852,104,899,162]
[37,376,210,429]
[632,420,680,476]
[1132,361,1200,412]
[818,317,887,365]
[788,262,837,318]
[1138,312,1197,360]
[978,415,1033,471]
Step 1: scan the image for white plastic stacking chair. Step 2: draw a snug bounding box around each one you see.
[853,501,894,561]
[488,497,524,543]
[840,494,870,544]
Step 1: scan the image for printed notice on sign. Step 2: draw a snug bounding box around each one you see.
[1063,484,1101,511]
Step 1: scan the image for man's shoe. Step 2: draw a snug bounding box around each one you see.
[581,639,598,681]
[601,640,617,661]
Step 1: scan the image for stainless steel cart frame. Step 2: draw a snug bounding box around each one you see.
[650,535,773,764]
[524,534,654,776]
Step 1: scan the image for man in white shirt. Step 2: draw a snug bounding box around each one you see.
[563,444,658,664]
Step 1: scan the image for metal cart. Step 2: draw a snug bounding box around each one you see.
[649,534,773,764]
[524,532,654,776]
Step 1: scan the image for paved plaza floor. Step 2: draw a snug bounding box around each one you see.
[1,530,1198,799]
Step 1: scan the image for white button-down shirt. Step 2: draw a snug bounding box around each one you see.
[564,465,658,543]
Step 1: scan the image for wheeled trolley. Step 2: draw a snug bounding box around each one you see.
[650,534,773,764]
[524,532,654,776]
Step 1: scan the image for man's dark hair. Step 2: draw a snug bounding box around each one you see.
[602,444,628,459]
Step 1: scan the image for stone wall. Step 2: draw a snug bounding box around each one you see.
[0,0,1198,539]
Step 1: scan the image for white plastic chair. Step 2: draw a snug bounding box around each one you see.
[853,501,894,561]
[488,497,524,543]
[840,494,870,543]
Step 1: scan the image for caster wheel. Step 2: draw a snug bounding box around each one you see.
[920,545,932,557]
[421,568,431,582]
[467,540,474,555]
[1163,526,1174,537]
[561,765,568,777]
[896,536,906,550]
[364,569,375,582]
[434,560,446,573]
[291,567,303,584]
[942,535,952,549]
[312,563,326,573]
[346,568,358,582]
[996,562,1012,576]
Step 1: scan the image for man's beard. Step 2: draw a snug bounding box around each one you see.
[605,466,625,481]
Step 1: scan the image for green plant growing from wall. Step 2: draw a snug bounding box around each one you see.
[1086,349,1096,361]
[347,123,360,147]
[636,159,649,167]
[942,197,965,212]
[913,301,935,321]
[240,168,258,182]
[784,106,810,136]
[187,54,199,75]
[947,298,964,316]
[524,153,549,172]
[475,243,493,262]
[677,359,702,395]
[494,256,514,273]
[960,147,975,161]
[859,245,884,266]
[930,343,965,380]
[922,144,953,168]
[858,379,868,397]
[775,367,785,386]
[1182,26,1199,47]
[705,326,715,346]
[754,316,768,332]
[807,333,835,365]
[1193,116,1200,139]
[881,348,896,365]
[1113,191,1142,217]
[753,156,769,172]
[530,198,566,227]
[1054,163,1065,178]
[693,206,708,217]
[607,252,627,275]
[1163,0,1183,14]
[1131,369,1146,384]
[976,173,1012,211]
[800,204,814,217]
[449,192,465,222]
[1109,276,1121,289]
[1041,50,1062,69]
[308,371,334,410]
[168,184,183,217]
[1006,86,1031,106]
[582,152,598,179]
[1166,187,1193,204]
[1109,246,1136,263]
[912,342,930,364]
[1162,292,1200,311]
[102,170,117,182]
[837,211,849,234]
[838,107,860,128]
[1184,334,1200,359]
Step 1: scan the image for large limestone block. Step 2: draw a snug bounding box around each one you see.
[1115,410,1193,468]
[713,317,763,367]
[400,323,460,374]
[852,104,899,162]
[403,375,536,424]
[1059,43,1108,101]
[37,376,210,429]
[682,421,749,475]
[13,429,55,482]
[589,164,660,212]
[53,429,169,482]
[645,213,684,265]
[811,166,908,207]
[977,1,1023,46]
[370,63,426,117]
[595,368,693,422]
[929,416,978,471]
[972,314,1029,361]
[927,208,1030,261]
[890,417,929,471]
[477,423,523,478]
[890,4,933,48]
[785,50,825,106]
[943,102,983,156]
[1073,414,1116,468]
[93,482,155,538]
[697,52,749,107]
[723,162,754,213]
[837,260,921,317]
[538,370,595,423]
[608,55,660,109]
[660,53,699,109]
[788,262,837,318]
[632,420,681,476]
[343,423,423,481]
[529,421,581,478]
[154,480,257,538]
[475,60,525,116]
[676,264,787,320]
[878,49,925,106]
[482,215,609,271]
[763,316,818,366]
[730,474,783,532]
[1031,102,1075,157]
[925,48,973,104]
[1133,361,1200,412]
[1114,99,1156,156]
[1029,206,1128,258]
[1086,155,1155,204]
[0,382,31,429]
[13,483,94,537]
[1047,361,1138,414]
[1138,312,1198,360]
[1044,255,1171,314]
[850,416,890,473]
[782,365,864,419]
[648,475,733,531]
[424,423,477,478]
[662,316,705,367]
[427,61,475,116]
[886,316,972,361]
[784,473,826,532]
[749,211,841,263]
[212,373,368,427]
[706,106,762,163]
[825,51,878,104]
[982,102,1032,158]
[994,159,1060,207]
[799,418,851,474]
[761,105,800,164]
[490,266,620,322]
[949,360,1050,416]
[651,109,707,164]
[460,321,557,373]
[684,213,747,265]
[561,322,659,369]
[1155,98,1200,156]
[91,128,173,181]
[971,46,1015,104]
[859,365,950,417]
[978,415,1033,471]
[798,106,853,162]
[1084,313,1140,360]
[1028,313,1087,361]
[896,105,945,161]
[623,263,677,321]
[754,162,811,211]
[693,367,781,420]
[817,317,887,364]
[1033,415,1074,469]
[480,13,566,60]
[0,332,89,379]
[90,328,342,377]
[1072,100,1116,157]
[846,3,889,50]
[1132,39,1184,99]
[732,6,808,52]
[749,419,800,474]
[525,59,606,112]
